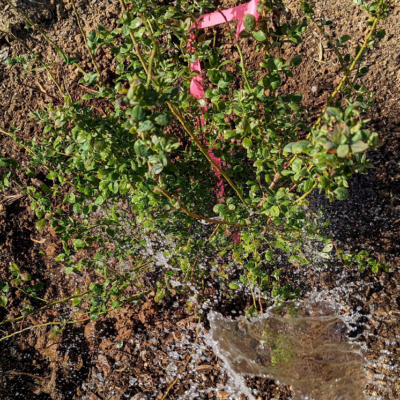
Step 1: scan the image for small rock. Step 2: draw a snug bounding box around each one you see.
[130,394,147,400]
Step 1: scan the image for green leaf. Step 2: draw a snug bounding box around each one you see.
[10,262,20,276]
[340,35,351,43]
[134,140,150,157]
[269,71,281,89]
[120,42,132,54]
[55,253,65,262]
[20,272,31,282]
[46,171,58,180]
[334,187,349,200]
[292,140,311,154]
[351,141,369,153]
[33,282,44,291]
[40,183,52,194]
[0,158,17,168]
[229,281,240,290]
[151,164,163,175]
[73,239,85,249]
[131,106,146,122]
[94,196,105,206]
[252,30,267,42]
[154,288,165,303]
[0,295,7,307]
[243,14,256,32]
[137,120,154,132]
[292,158,302,173]
[36,219,47,231]
[326,107,343,121]
[66,57,79,65]
[130,17,143,29]
[283,143,293,154]
[65,144,75,155]
[65,267,74,275]
[155,114,171,126]
[290,55,302,66]
[337,144,349,158]
[26,168,36,178]
[245,304,257,316]
[270,206,280,217]
[322,244,333,253]
[242,138,252,149]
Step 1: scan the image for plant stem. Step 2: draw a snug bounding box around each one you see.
[312,0,384,128]
[0,128,36,155]
[0,320,87,343]
[15,287,48,303]
[139,13,158,89]
[282,2,384,180]
[70,0,105,86]
[0,290,151,343]
[0,290,92,327]
[310,16,347,70]
[159,187,245,227]
[294,181,318,203]
[118,0,149,75]
[235,42,252,91]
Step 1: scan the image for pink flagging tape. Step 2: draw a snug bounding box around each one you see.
[189,0,260,101]
[188,0,260,205]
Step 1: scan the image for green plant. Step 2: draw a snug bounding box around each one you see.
[0,0,390,333]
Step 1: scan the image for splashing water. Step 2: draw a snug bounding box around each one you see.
[208,299,367,400]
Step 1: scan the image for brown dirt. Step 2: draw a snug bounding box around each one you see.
[0,0,400,399]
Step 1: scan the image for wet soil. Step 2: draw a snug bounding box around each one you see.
[0,0,400,399]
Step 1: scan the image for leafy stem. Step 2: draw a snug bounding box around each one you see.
[159,187,245,227]
[235,42,252,92]
[70,0,105,86]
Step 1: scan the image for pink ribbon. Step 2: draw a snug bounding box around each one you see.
[188,0,260,203]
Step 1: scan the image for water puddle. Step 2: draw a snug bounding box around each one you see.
[208,299,367,400]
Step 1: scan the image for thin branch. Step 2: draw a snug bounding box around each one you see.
[118,0,148,74]
[294,181,318,203]
[70,0,105,86]
[0,319,88,343]
[279,2,385,180]
[0,290,92,327]
[159,188,245,227]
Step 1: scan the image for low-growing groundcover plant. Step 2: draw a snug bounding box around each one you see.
[0,0,391,340]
